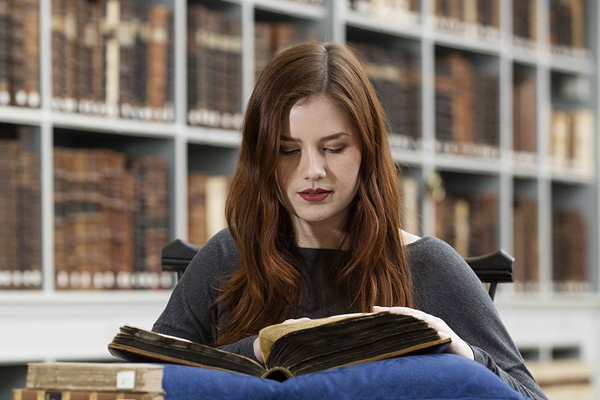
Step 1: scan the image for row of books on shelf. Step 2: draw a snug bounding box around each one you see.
[0,126,41,289]
[53,146,173,290]
[432,0,501,41]
[0,0,40,108]
[0,142,592,292]
[399,181,588,292]
[52,0,175,121]
[349,43,422,149]
[435,50,500,158]
[187,3,242,130]
[350,0,587,57]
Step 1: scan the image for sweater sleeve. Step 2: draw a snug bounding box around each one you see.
[409,237,548,400]
[151,228,261,363]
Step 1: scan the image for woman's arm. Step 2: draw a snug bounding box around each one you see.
[404,237,548,400]
[152,228,261,363]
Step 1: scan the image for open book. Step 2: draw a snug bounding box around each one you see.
[108,312,451,381]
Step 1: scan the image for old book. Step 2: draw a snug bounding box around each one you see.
[14,389,163,400]
[571,110,594,175]
[551,111,569,172]
[26,362,163,393]
[109,313,450,381]
[147,4,169,120]
[205,175,230,239]
[400,175,419,236]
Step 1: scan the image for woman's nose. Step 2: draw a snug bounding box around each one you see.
[301,152,326,181]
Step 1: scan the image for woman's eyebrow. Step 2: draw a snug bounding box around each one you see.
[280,132,350,143]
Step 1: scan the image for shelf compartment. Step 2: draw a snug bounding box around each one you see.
[0,124,42,291]
[52,129,176,291]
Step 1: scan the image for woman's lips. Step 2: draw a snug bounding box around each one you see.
[299,190,331,202]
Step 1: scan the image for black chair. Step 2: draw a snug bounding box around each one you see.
[161,239,514,301]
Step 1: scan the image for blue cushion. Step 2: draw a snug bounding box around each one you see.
[160,354,529,400]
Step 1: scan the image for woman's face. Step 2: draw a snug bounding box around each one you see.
[276,95,362,236]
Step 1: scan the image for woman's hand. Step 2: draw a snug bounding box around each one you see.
[253,317,312,363]
[372,306,474,360]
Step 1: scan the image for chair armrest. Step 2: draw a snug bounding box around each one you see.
[464,249,515,284]
[161,239,201,274]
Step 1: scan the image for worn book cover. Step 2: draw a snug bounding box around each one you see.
[26,362,163,394]
[13,389,163,400]
[109,312,450,381]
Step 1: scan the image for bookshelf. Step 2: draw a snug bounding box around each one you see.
[0,0,599,398]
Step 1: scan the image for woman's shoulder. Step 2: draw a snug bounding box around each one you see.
[405,235,473,277]
[187,227,240,278]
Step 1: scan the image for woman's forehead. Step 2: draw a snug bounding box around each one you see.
[283,96,357,140]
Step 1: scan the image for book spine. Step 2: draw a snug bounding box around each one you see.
[118,0,136,119]
[77,0,94,114]
[0,139,19,288]
[0,0,9,106]
[133,1,148,119]
[22,0,40,108]
[147,4,169,121]
[104,0,120,118]
[91,0,106,115]
[63,0,78,111]
[188,172,208,246]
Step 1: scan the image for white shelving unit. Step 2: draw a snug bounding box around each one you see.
[1,0,600,398]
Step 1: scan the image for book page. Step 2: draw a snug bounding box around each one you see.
[259,313,369,362]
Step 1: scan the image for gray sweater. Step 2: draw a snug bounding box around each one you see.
[153,228,547,400]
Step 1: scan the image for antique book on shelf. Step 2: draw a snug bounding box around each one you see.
[550,0,587,55]
[53,147,171,290]
[400,175,420,237]
[187,4,242,129]
[435,50,499,157]
[0,126,41,290]
[513,197,539,291]
[513,74,537,155]
[254,21,319,82]
[571,110,594,176]
[550,109,594,175]
[205,174,231,239]
[13,389,163,400]
[52,0,173,119]
[550,111,569,172]
[552,208,589,292]
[348,42,421,146]
[109,313,451,381]
[513,0,537,41]
[435,193,497,258]
[26,362,164,393]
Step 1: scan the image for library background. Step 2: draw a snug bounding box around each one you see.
[0,0,598,398]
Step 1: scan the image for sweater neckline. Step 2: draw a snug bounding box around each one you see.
[297,236,431,253]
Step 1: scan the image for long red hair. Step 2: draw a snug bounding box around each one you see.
[212,43,413,346]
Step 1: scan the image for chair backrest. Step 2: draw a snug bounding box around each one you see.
[161,240,515,301]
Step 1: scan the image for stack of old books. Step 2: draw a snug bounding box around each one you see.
[13,362,164,400]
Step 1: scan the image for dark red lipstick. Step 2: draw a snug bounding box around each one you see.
[299,188,331,202]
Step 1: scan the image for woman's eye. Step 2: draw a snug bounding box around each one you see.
[280,149,299,156]
[326,146,347,154]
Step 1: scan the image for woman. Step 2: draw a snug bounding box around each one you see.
[153,43,546,400]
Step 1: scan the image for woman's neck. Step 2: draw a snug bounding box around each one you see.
[293,221,345,250]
